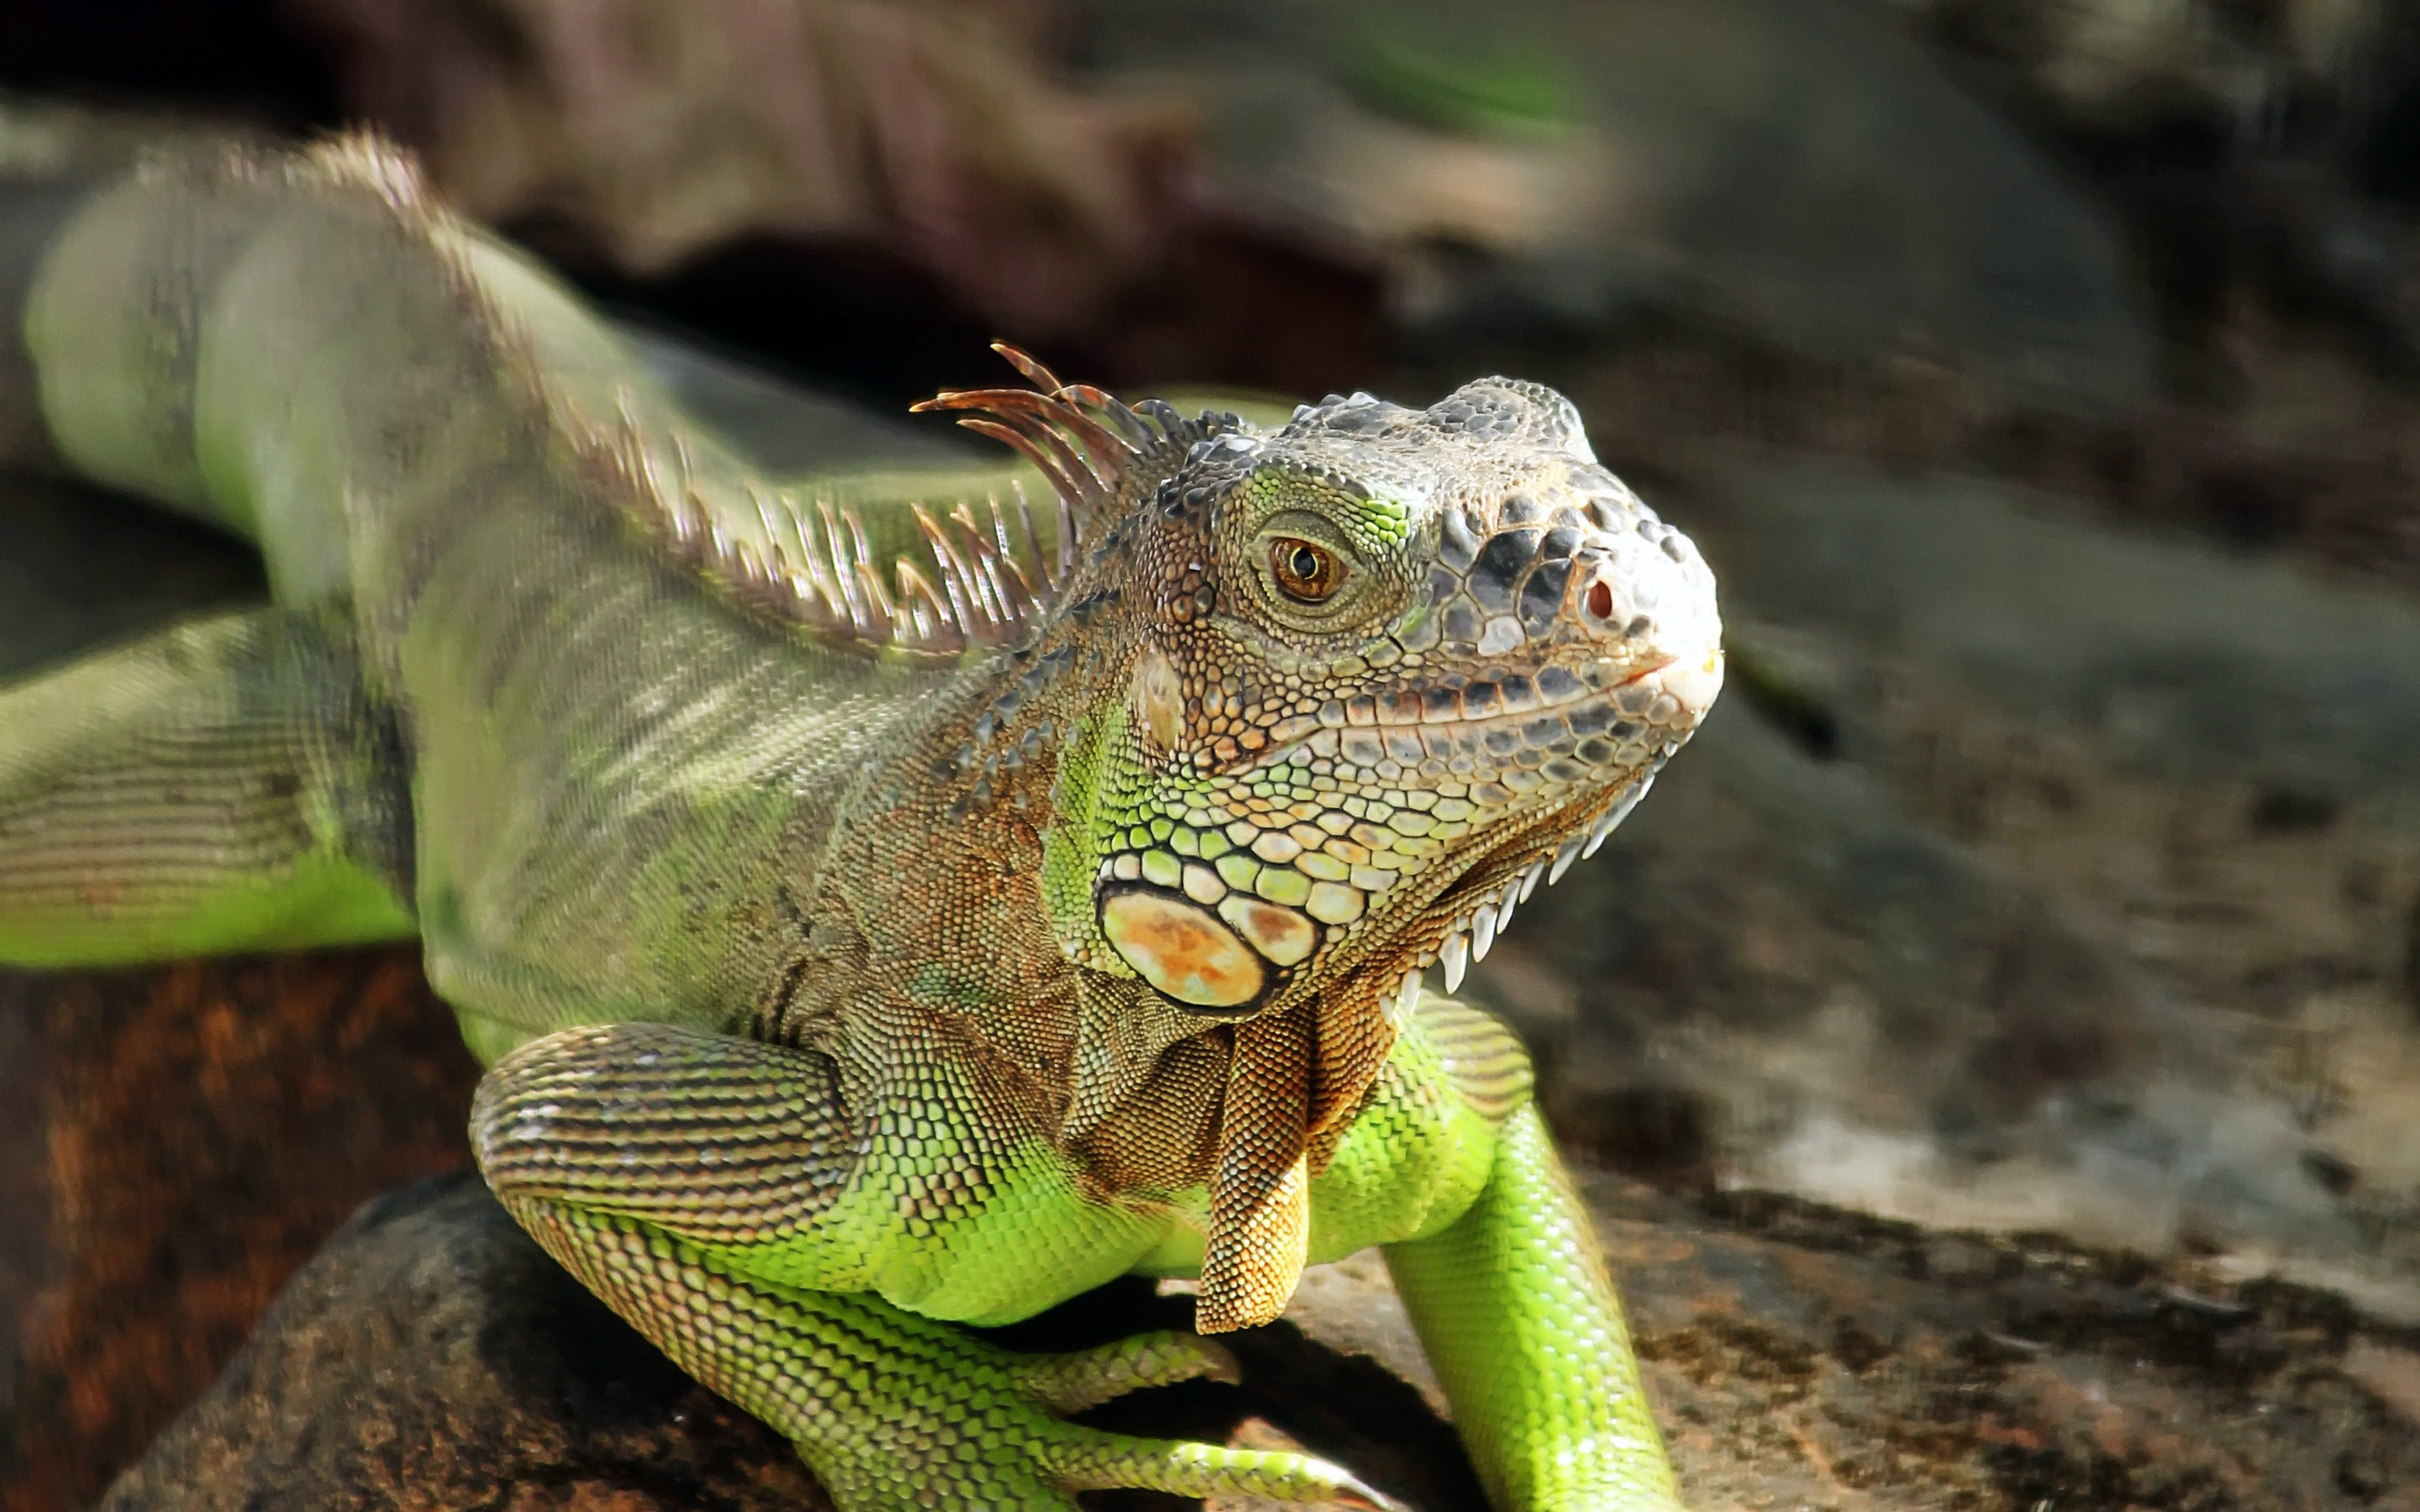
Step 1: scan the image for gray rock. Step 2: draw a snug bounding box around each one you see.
[95,1160,2420,1512]
[97,1173,1496,1512]
[1695,454,2420,797]
[99,1173,831,1512]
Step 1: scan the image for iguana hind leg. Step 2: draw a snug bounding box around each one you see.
[0,606,416,965]
[473,1022,1403,1512]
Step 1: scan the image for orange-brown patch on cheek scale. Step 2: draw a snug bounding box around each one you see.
[1101,890,1265,1008]
[1215,896,1317,966]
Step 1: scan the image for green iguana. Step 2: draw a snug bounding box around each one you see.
[0,130,1723,1511]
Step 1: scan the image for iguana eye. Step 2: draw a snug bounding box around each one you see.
[1268,538,1344,602]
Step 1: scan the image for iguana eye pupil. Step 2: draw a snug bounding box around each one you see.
[1270,538,1342,602]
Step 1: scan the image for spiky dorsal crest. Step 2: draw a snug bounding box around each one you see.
[585,396,1055,658]
[580,344,1197,664]
[911,344,1165,537]
[279,137,1182,664]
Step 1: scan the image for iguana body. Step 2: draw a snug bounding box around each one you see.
[0,131,1722,1510]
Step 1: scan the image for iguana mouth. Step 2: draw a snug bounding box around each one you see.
[1094,639,1721,1019]
[1356,643,1723,1013]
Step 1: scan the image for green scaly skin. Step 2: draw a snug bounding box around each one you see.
[0,123,1720,1510]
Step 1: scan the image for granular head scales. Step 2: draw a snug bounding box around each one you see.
[1039,378,1724,1023]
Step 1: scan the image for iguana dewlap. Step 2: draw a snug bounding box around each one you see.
[0,131,1720,1512]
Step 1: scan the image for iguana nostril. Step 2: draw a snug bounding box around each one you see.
[1585,578,1615,622]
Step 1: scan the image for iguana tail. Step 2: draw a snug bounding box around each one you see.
[0,113,532,966]
[0,114,420,964]
[0,113,917,1008]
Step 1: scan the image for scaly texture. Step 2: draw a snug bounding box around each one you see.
[1390,1104,1682,1510]
[0,117,1721,1511]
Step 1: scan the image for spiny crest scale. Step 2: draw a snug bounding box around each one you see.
[911,341,1199,545]
[576,344,1197,662]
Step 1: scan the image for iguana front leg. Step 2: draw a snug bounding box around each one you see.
[1387,1102,1682,1511]
[471,1023,1401,1512]
[1297,995,1682,1512]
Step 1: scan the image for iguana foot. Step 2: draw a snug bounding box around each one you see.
[829,1317,1404,1510]
[515,1197,1397,1511]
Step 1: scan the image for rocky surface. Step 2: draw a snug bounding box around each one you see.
[96,1173,833,1512]
[1323,1167,2420,1510]
[82,1159,2420,1511]
[1606,1173,2420,1510]
[0,950,481,1512]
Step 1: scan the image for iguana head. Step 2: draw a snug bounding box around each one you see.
[1015,380,1721,1023]
[904,355,1719,1328]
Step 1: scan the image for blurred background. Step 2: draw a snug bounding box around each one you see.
[12,1,2420,1507]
